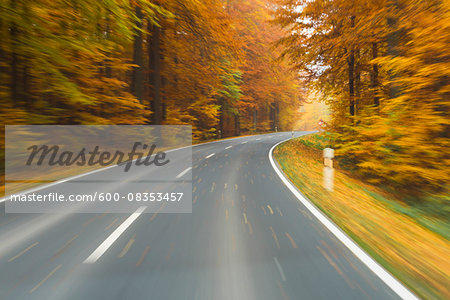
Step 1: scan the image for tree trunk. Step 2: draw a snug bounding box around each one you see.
[131,6,144,103]
[10,0,20,105]
[149,23,162,125]
[0,14,6,81]
[355,48,360,115]
[162,102,167,121]
[105,15,112,78]
[371,42,379,106]
[348,16,355,117]
[161,39,167,122]
[219,100,224,138]
[22,63,31,109]
[234,114,240,136]
[274,101,279,131]
[387,0,400,99]
[253,108,257,132]
[270,103,278,131]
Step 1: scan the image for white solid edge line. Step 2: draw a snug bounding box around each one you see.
[176,167,192,179]
[84,206,147,264]
[269,138,418,300]
[0,164,117,203]
[225,146,232,149]
[205,153,215,159]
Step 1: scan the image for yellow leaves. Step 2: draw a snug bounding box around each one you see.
[0,0,306,138]
[273,0,449,194]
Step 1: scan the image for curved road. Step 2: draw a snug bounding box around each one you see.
[0,132,407,299]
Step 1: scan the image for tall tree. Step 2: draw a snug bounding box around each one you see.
[148,23,162,124]
[131,5,144,104]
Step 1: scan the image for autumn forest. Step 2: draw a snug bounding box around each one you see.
[1,0,449,195]
[0,0,301,139]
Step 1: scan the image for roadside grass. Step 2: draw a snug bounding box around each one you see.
[274,134,450,300]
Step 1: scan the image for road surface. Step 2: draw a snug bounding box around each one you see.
[0,132,405,300]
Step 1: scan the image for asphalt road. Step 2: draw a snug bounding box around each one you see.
[0,132,406,300]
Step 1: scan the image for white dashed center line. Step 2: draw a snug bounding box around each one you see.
[205,153,215,159]
[273,256,287,281]
[176,167,192,178]
[84,206,147,264]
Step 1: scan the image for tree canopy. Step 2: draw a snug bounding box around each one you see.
[274,0,449,195]
[0,0,301,140]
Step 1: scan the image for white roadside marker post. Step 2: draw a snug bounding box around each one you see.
[323,148,335,192]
